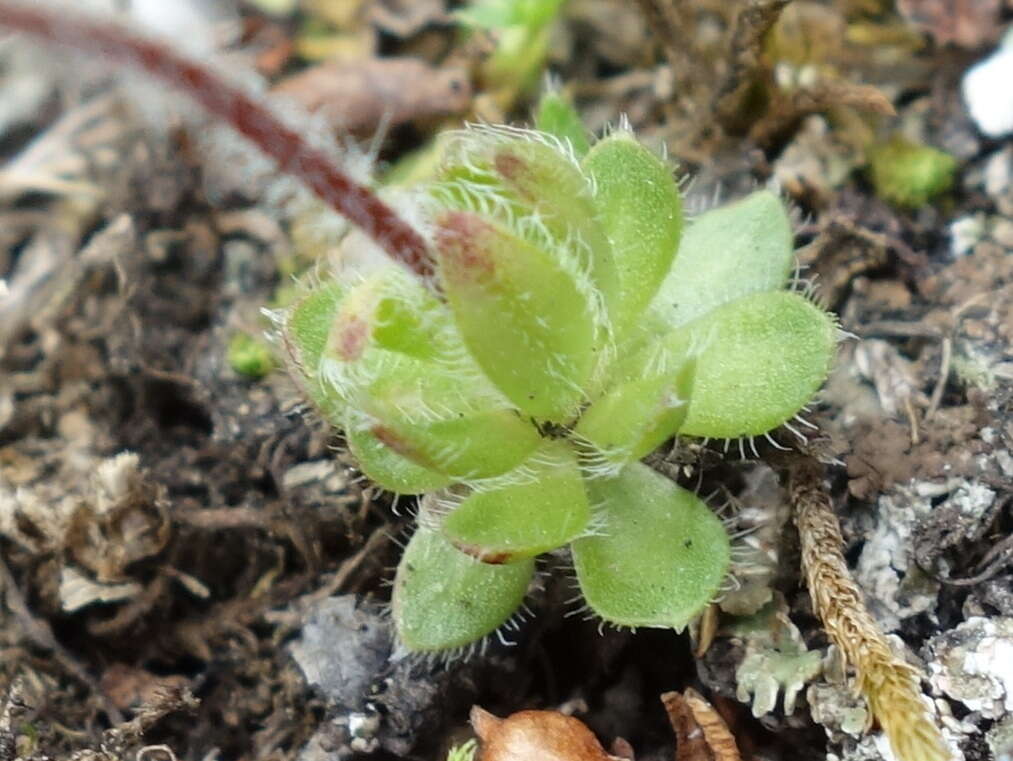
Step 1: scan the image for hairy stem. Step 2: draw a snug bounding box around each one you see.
[0,1,433,277]
[789,457,951,761]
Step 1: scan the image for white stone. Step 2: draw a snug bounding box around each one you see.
[985,147,1013,196]
[964,46,1013,137]
[949,214,986,258]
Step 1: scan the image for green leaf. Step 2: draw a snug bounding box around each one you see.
[535,91,590,157]
[327,267,456,364]
[651,190,794,328]
[582,131,682,332]
[455,0,564,30]
[349,354,543,480]
[281,280,347,425]
[446,740,478,761]
[574,356,694,469]
[572,462,730,629]
[393,526,534,653]
[647,291,837,438]
[345,415,451,494]
[369,407,543,481]
[434,210,598,421]
[485,138,618,314]
[442,440,589,561]
[436,132,619,325]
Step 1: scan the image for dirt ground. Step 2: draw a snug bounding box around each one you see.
[1,1,1011,760]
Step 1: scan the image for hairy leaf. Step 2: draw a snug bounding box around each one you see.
[649,291,837,438]
[434,210,597,421]
[582,131,682,332]
[574,357,694,469]
[355,361,543,479]
[535,91,590,157]
[393,527,534,653]
[652,190,794,328]
[345,413,451,493]
[282,280,347,424]
[572,462,730,629]
[442,440,590,561]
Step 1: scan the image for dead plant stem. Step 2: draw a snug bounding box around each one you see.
[789,456,951,761]
[0,1,433,277]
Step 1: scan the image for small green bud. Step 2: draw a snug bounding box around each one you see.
[868,136,956,208]
[228,333,276,379]
[535,90,590,157]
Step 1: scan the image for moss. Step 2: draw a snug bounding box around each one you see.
[867,136,956,208]
[227,333,275,379]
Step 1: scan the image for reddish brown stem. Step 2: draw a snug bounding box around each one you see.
[0,1,433,277]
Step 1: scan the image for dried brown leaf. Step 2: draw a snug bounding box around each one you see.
[472,705,626,761]
[662,689,741,761]
[271,57,471,135]
[750,80,895,145]
[712,0,793,130]
[369,0,447,38]
[99,664,190,712]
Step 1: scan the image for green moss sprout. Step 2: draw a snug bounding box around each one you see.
[867,135,956,208]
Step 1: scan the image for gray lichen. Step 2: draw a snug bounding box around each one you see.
[853,483,940,632]
[927,616,1013,720]
[732,602,823,718]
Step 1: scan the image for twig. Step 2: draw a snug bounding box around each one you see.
[711,0,793,130]
[300,527,391,608]
[0,1,433,278]
[925,336,952,420]
[630,0,699,118]
[789,457,951,761]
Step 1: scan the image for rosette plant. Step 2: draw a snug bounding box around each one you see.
[0,11,949,760]
[0,0,834,659]
[280,99,838,656]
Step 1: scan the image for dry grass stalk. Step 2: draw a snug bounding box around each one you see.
[790,458,951,761]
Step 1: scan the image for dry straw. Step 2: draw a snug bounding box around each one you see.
[790,458,951,761]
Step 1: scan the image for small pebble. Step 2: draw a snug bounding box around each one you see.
[949,214,987,258]
[992,218,1013,249]
[963,38,1013,137]
[984,147,1013,196]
